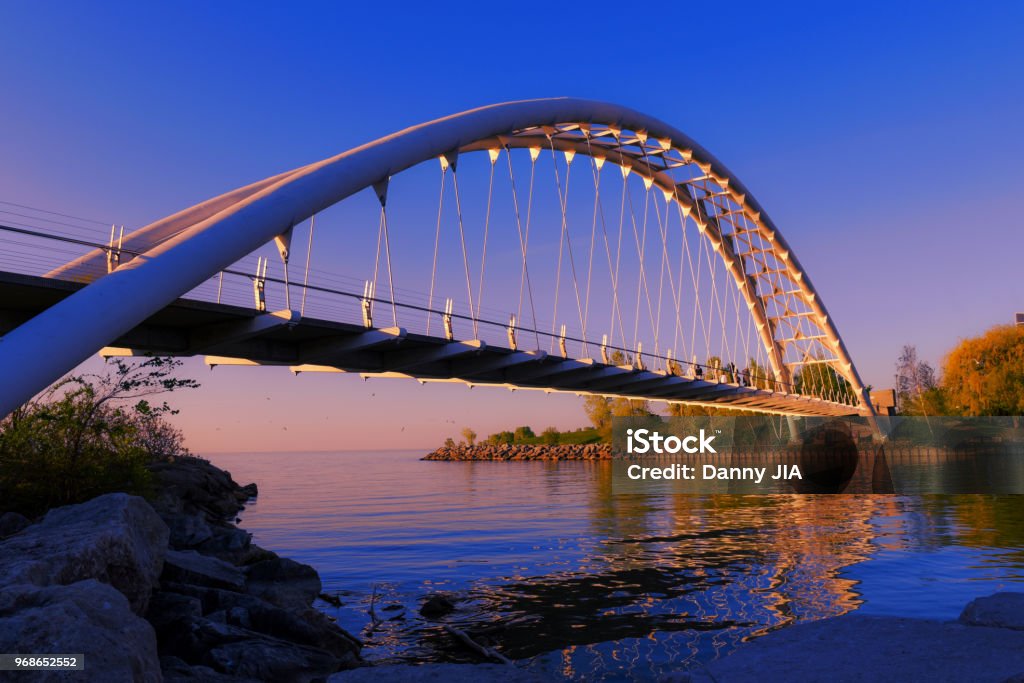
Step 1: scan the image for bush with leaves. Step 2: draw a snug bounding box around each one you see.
[0,357,198,517]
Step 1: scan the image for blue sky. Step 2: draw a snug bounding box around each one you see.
[2,2,1021,451]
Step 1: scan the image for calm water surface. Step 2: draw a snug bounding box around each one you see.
[209,450,1024,681]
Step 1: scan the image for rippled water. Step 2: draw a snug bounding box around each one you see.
[208,450,1024,681]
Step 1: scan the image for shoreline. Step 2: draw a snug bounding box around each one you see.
[423,443,612,461]
[0,456,363,682]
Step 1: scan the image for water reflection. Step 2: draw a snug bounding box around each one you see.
[210,451,1024,681]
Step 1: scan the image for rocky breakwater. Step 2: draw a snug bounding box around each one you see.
[0,457,361,682]
[423,443,612,461]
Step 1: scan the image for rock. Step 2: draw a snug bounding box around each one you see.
[146,590,203,633]
[158,613,346,682]
[245,557,322,611]
[149,458,251,522]
[959,592,1024,631]
[700,614,1024,682]
[0,511,30,538]
[0,580,161,682]
[233,543,279,567]
[207,634,345,682]
[419,594,455,618]
[163,549,247,592]
[160,581,361,660]
[163,510,215,548]
[422,444,612,461]
[320,592,343,607]
[161,655,260,682]
[195,525,253,562]
[328,663,555,682]
[0,493,168,614]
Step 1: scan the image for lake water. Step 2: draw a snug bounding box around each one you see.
[209,450,1024,681]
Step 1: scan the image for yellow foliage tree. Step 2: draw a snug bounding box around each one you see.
[942,325,1024,416]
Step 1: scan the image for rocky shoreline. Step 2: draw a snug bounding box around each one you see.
[0,457,362,682]
[423,443,612,461]
[4,455,1024,682]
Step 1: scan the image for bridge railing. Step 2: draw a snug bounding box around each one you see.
[0,219,809,396]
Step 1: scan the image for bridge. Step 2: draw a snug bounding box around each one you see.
[0,98,876,422]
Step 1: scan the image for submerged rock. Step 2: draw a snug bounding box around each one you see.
[959,591,1024,631]
[0,493,168,614]
[0,579,161,683]
[419,594,456,618]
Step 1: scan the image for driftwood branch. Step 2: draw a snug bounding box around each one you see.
[443,625,513,665]
[367,584,383,632]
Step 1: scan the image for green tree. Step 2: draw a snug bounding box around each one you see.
[942,325,1024,415]
[487,430,514,445]
[583,394,652,442]
[513,426,535,443]
[540,426,560,445]
[794,363,856,404]
[460,427,477,446]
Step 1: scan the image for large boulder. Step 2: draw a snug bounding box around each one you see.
[0,579,161,682]
[959,592,1024,630]
[0,493,168,614]
[162,549,247,592]
[148,458,255,523]
[245,557,322,611]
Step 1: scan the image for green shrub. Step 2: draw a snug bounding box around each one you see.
[0,357,197,517]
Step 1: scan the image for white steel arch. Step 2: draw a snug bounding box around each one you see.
[0,98,874,419]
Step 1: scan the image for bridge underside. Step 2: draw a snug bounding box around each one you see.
[0,272,857,417]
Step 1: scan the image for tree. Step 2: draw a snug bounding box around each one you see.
[942,325,1024,416]
[513,426,535,442]
[460,427,477,446]
[540,426,560,445]
[705,356,722,381]
[794,363,856,404]
[583,394,652,442]
[895,344,938,414]
[746,358,770,390]
[487,430,514,445]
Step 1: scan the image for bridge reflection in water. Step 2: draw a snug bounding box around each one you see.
[210,451,1024,681]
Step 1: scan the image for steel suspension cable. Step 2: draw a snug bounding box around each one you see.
[450,167,478,337]
[505,148,541,349]
[548,142,587,354]
[426,163,448,335]
[474,150,498,323]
